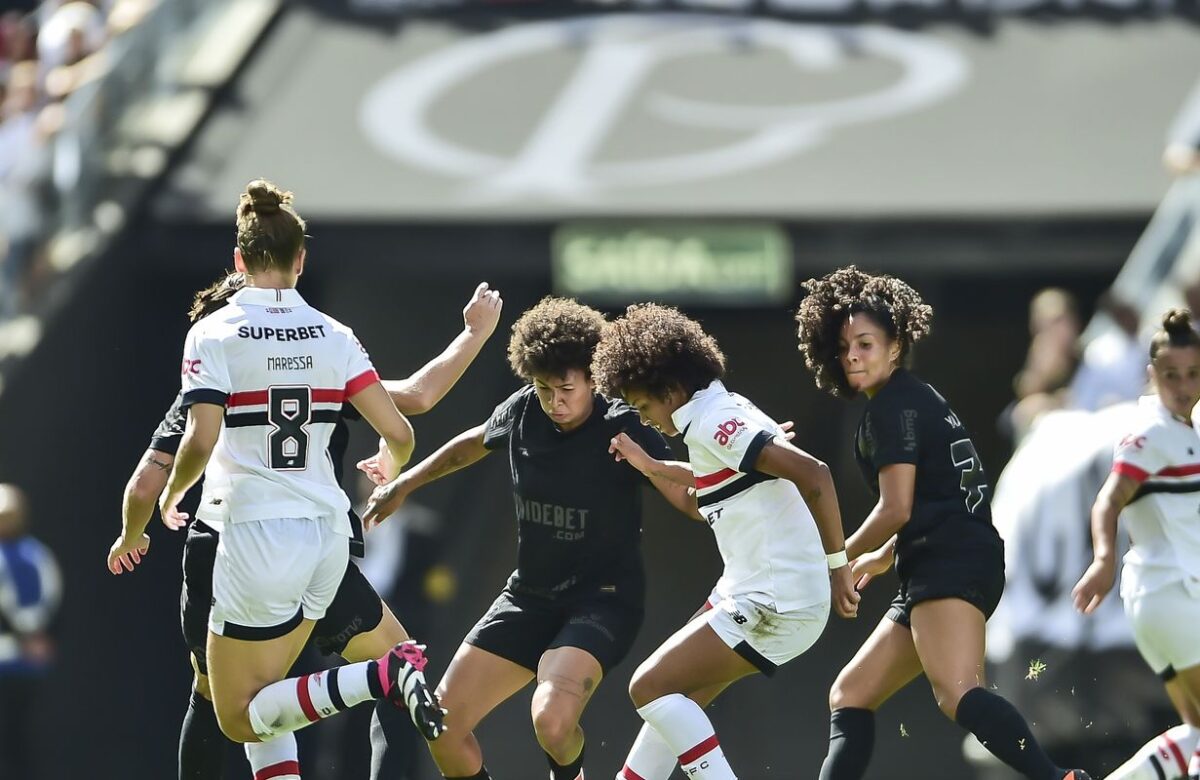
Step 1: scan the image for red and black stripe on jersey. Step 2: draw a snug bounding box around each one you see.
[1115,462,1200,501]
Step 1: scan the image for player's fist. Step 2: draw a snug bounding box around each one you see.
[464,282,503,338]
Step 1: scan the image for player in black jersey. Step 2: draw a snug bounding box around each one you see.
[361,297,698,780]
[796,266,1091,780]
[109,271,503,780]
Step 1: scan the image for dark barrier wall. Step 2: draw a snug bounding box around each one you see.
[0,218,1124,779]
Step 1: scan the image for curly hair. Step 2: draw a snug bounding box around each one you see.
[188,271,246,322]
[1151,307,1200,361]
[508,297,607,381]
[591,303,726,400]
[795,265,933,398]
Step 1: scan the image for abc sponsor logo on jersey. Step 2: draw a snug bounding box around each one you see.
[181,358,201,376]
[713,417,748,450]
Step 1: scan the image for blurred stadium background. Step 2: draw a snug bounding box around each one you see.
[2,0,1200,777]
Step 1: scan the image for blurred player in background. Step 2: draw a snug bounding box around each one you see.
[1074,309,1200,780]
[362,297,696,780]
[795,265,1091,780]
[592,303,857,780]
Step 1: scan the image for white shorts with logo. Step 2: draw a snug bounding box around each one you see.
[705,589,830,676]
[1124,578,1200,677]
[210,517,349,641]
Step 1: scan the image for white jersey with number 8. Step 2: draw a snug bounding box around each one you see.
[180,287,377,533]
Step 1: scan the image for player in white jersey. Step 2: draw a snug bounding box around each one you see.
[1074,309,1200,780]
[148,180,439,780]
[592,304,859,780]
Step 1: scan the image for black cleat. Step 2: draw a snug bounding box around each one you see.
[376,640,447,740]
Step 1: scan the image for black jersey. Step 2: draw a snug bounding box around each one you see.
[149,391,365,556]
[854,369,998,556]
[483,386,673,597]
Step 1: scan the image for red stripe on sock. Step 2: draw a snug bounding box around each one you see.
[1163,734,1188,775]
[255,760,300,780]
[678,734,720,765]
[620,766,647,780]
[296,674,320,723]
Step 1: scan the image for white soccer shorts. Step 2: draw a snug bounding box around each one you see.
[209,517,349,640]
[1125,577,1200,677]
[705,589,829,675]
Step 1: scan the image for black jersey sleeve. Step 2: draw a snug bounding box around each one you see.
[483,386,532,451]
[148,392,187,455]
[866,391,920,469]
[623,414,673,462]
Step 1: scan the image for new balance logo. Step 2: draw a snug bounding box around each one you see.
[730,610,748,625]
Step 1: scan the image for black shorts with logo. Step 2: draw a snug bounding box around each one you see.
[464,569,645,675]
[886,524,1006,628]
[181,522,384,673]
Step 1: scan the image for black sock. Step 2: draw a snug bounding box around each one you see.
[446,769,492,780]
[179,689,226,780]
[369,697,418,780]
[547,738,585,780]
[366,660,384,698]
[819,707,875,780]
[955,687,1063,780]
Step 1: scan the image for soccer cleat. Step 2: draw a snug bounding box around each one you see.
[376,640,447,741]
[1062,771,1093,780]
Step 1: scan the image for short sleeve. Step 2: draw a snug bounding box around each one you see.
[693,405,778,473]
[865,395,920,469]
[483,386,530,451]
[149,392,187,455]
[343,328,380,398]
[1112,426,1168,483]
[180,325,232,408]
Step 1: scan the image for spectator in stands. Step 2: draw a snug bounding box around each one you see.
[0,483,62,780]
[1069,291,1147,412]
[1003,288,1082,441]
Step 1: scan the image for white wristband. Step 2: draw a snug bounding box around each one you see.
[826,550,848,570]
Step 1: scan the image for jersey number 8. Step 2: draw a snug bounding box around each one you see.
[949,438,988,513]
[268,386,312,470]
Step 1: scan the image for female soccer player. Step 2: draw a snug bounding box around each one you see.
[361,297,697,780]
[589,303,858,780]
[136,180,439,780]
[108,272,502,779]
[795,265,1090,780]
[1073,309,1200,780]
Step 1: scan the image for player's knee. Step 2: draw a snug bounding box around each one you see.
[628,663,663,709]
[928,677,974,720]
[828,674,859,711]
[214,703,258,744]
[532,704,577,756]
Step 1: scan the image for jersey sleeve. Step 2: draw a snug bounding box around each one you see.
[148,392,187,455]
[180,324,232,408]
[692,403,778,473]
[1112,424,1169,483]
[342,328,380,399]
[483,386,530,451]
[865,393,920,469]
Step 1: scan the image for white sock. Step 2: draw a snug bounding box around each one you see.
[617,723,678,780]
[1107,724,1200,780]
[248,662,378,740]
[636,694,736,780]
[245,732,300,779]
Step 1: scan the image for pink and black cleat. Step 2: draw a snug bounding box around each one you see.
[377,640,446,740]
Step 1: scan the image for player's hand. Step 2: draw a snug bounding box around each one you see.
[108,533,150,574]
[609,432,652,473]
[1072,557,1116,614]
[357,438,397,486]
[830,564,860,619]
[463,282,503,339]
[363,479,409,531]
[779,420,797,442]
[159,490,189,531]
[850,547,893,591]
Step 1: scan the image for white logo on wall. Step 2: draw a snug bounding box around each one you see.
[360,14,968,200]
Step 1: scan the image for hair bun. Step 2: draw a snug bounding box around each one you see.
[244,179,286,215]
[1162,307,1193,336]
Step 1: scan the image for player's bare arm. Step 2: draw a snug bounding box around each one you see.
[1073,471,1139,614]
[108,448,175,574]
[383,282,503,414]
[845,462,916,560]
[160,403,223,531]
